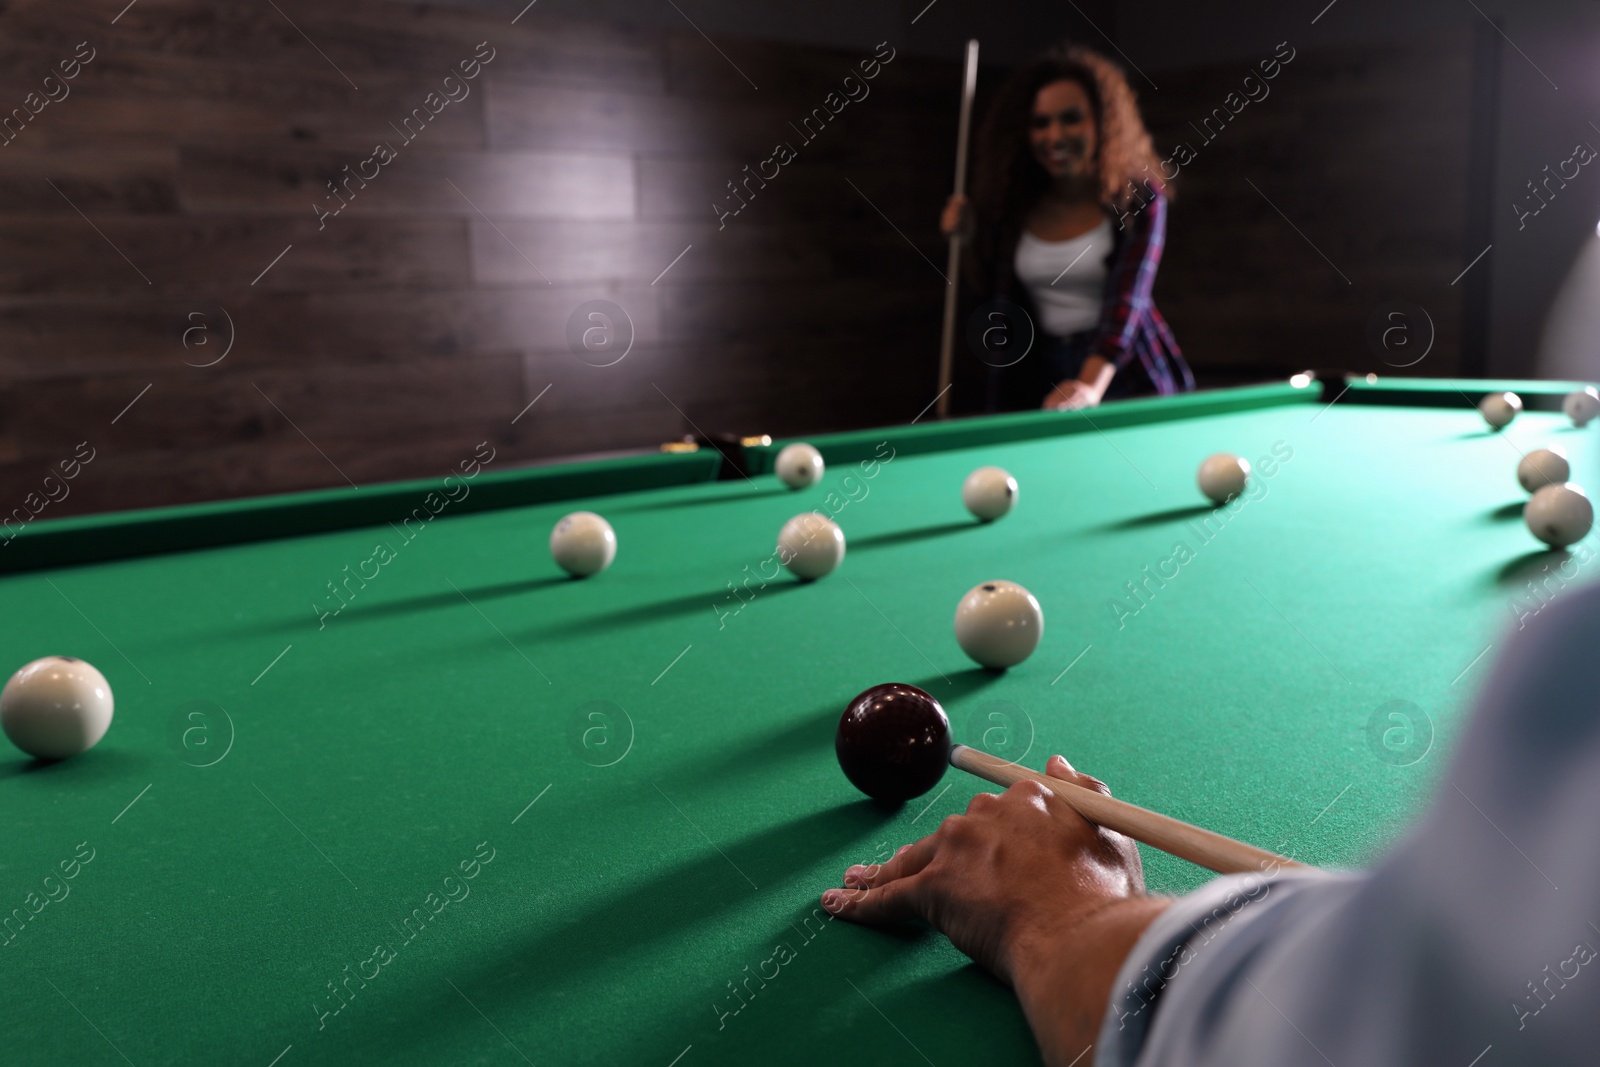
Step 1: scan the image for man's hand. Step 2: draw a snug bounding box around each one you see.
[822,755,1170,1065]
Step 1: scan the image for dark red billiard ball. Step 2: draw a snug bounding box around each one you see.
[836,683,952,802]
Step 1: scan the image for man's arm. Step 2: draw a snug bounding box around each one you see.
[829,581,1600,1067]
[1013,896,1173,1064]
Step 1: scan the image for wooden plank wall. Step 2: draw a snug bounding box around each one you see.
[0,0,968,517]
[0,2,1481,519]
[1141,30,1476,383]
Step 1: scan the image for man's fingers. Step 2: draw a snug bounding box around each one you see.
[822,874,924,925]
[1046,753,1112,796]
[843,836,936,889]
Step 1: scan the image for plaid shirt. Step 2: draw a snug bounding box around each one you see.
[992,190,1193,397]
[1093,191,1194,395]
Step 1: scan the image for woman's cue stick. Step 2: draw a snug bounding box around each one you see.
[950,746,1317,876]
[935,39,980,420]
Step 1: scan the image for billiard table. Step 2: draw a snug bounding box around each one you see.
[2,375,1594,1066]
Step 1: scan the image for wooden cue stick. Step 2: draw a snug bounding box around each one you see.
[950,746,1316,876]
[935,39,980,421]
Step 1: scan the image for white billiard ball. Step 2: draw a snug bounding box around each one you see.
[1197,453,1250,505]
[778,512,844,580]
[1516,447,1570,493]
[0,657,114,760]
[962,466,1018,522]
[775,443,824,490]
[1565,387,1600,428]
[550,511,616,577]
[1525,483,1593,548]
[1479,392,1522,431]
[953,580,1043,669]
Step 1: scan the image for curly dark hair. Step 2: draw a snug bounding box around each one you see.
[968,43,1166,279]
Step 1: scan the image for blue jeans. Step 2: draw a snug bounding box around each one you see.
[1043,331,1096,390]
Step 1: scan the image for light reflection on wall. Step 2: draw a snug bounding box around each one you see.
[1536,222,1600,383]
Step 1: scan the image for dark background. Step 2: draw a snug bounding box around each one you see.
[3,0,1597,517]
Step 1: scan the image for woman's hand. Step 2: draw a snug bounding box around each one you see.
[1044,355,1116,411]
[940,193,969,238]
[822,755,1168,1064]
[1043,379,1100,410]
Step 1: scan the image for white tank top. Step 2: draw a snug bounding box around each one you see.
[1013,218,1113,338]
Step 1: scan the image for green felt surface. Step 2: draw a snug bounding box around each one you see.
[1345,375,1594,397]
[1,446,722,575]
[749,379,1314,470]
[1,388,1595,1067]
[1342,375,1597,411]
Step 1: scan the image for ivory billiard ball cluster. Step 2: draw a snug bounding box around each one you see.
[778,513,845,580]
[1507,409,1592,547]
[1566,387,1600,428]
[775,443,824,490]
[1197,453,1250,505]
[0,657,114,760]
[550,511,616,577]
[1479,392,1522,431]
[963,466,1017,522]
[1511,442,1588,549]
[1516,448,1570,493]
[953,580,1044,669]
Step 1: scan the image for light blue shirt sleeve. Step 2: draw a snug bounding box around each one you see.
[1096,581,1600,1067]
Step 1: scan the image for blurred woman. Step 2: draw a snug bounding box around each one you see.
[943,43,1193,410]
